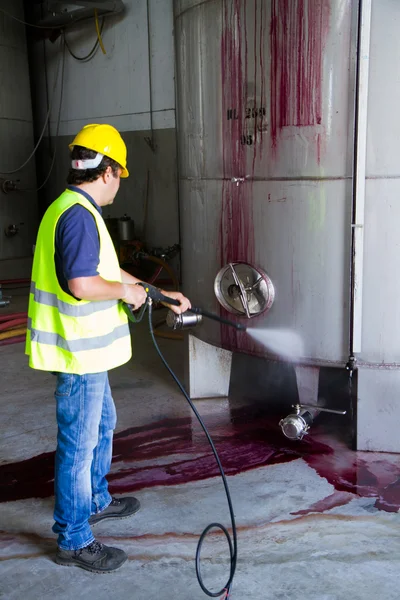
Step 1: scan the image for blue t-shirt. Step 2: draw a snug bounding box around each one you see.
[55,186,101,296]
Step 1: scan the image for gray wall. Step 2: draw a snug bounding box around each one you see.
[37,128,179,251]
[31,0,180,269]
[0,0,38,279]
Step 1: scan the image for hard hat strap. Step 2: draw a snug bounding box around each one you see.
[71,152,104,170]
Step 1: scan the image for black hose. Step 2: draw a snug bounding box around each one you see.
[64,18,105,61]
[147,302,237,598]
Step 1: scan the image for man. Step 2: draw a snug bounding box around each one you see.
[26,123,191,573]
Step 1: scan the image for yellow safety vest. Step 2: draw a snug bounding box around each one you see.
[26,189,132,374]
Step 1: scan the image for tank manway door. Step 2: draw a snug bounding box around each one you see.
[214,263,275,318]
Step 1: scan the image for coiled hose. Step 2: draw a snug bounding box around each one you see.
[0,314,27,345]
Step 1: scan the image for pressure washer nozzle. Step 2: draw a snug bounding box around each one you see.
[135,283,248,332]
[189,307,247,331]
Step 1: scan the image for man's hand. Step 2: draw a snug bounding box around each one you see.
[160,290,191,315]
[121,283,148,310]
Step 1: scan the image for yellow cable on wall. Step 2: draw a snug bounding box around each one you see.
[94,9,107,55]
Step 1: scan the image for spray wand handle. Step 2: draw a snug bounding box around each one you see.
[137,283,246,331]
[137,282,180,306]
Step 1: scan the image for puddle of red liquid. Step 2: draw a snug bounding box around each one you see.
[0,406,399,513]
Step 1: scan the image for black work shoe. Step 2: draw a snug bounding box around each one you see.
[55,540,127,573]
[89,496,141,526]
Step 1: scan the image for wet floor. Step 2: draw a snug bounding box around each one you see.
[1,406,399,514]
[0,317,399,600]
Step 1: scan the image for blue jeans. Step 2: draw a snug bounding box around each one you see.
[52,372,117,550]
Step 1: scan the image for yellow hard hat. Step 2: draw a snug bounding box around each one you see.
[69,124,129,178]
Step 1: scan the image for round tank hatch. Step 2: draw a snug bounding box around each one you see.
[214,263,275,318]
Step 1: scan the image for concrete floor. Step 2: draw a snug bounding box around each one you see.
[1,289,400,599]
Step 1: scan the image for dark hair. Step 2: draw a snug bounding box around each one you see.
[67,145,121,185]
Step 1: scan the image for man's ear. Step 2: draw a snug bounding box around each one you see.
[101,166,113,183]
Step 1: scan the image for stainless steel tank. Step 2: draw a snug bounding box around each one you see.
[0,0,38,267]
[174,0,355,366]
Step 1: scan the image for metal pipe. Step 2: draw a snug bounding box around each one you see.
[280,403,347,441]
[279,406,320,441]
[36,1,125,28]
[41,0,52,155]
[172,15,183,288]
[349,0,372,359]
[145,0,156,152]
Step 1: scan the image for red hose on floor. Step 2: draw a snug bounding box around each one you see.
[0,312,28,322]
[0,335,26,347]
[0,318,27,332]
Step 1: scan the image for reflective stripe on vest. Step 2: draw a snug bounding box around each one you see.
[30,281,118,317]
[28,318,128,353]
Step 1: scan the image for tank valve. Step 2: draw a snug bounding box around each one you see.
[1,179,19,194]
[166,310,203,330]
[214,262,274,318]
[279,404,347,441]
[4,224,19,237]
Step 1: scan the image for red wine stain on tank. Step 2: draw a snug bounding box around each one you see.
[218,1,331,355]
[270,0,331,161]
[1,407,399,514]
[220,0,253,265]
[220,0,269,354]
